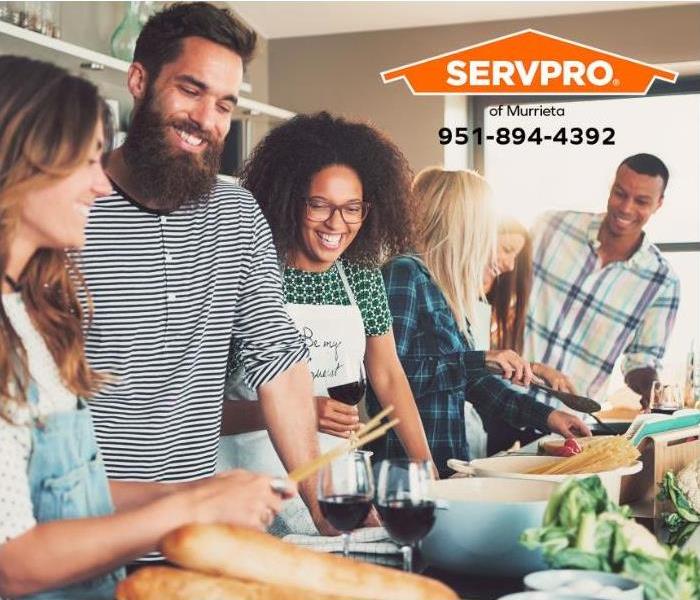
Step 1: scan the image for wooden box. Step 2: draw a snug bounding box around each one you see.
[620,425,700,519]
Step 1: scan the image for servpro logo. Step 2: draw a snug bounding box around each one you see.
[381,30,677,95]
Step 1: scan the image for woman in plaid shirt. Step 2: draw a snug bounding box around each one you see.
[366,168,590,476]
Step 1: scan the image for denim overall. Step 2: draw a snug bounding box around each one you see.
[21,384,124,600]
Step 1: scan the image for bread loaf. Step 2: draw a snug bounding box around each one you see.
[115,566,362,600]
[161,524,458,600]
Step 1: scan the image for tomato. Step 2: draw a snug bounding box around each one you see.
[550,445,575,457]
[563,438,583,454]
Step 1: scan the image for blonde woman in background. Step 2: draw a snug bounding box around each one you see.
[480,219,576,454]
[366,167,590,475]
[0,56,293,600]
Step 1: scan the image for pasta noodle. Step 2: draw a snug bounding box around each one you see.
[527,436,640,475]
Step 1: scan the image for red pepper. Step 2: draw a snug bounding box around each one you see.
[563,438,583,454]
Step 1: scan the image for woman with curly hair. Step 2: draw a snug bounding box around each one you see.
[219,113,435,518]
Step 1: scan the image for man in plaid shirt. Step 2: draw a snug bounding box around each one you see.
[525,153,680,410]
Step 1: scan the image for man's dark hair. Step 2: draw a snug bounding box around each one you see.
[134,2,257,82]
[620,153,669,193]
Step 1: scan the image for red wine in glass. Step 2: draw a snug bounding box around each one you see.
[376,459,436,571]
[376,500,436,546]
[317,451,375,557]
[319,494,373,532]
[327,380,366,406]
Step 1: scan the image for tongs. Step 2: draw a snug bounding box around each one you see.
[485,361,618,435]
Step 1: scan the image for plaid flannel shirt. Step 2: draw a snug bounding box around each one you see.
[366,255,553,476]
[524,211,680,403]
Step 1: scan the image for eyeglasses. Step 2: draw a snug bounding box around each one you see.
[304,197,371,224]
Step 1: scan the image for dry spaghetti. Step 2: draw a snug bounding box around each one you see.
[527,436,640,475]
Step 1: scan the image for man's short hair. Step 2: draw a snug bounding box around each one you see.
[134,2,257,82]
[620,153,669,193]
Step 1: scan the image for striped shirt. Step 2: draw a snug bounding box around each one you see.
[524,211,680,403]
[77,178,308,483]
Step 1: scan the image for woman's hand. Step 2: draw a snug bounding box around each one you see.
[532,363,576,393]
[485,349,533,386]
[188,470,296,531]
[546,410,592,438]
[316,396,361,437]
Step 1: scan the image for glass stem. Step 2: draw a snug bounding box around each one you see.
[401,545,413,572]
[342,532,351,557]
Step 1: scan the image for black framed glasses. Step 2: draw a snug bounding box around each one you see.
[304,197,371,224]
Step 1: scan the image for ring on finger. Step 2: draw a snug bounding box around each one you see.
[270,477,288,495]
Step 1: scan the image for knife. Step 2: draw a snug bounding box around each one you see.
[485,360,618,435]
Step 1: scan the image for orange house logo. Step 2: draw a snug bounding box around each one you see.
[381,29,677,95]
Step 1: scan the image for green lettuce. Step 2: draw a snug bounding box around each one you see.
[521,476,700,600]
[659,471,700,545]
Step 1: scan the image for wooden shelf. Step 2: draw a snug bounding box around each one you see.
[0,21,293,120]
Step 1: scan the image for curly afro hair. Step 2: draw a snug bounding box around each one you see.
[241,111,414,267]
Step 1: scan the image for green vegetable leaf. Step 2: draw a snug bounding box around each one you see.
[549,548,606,571]
[520,476,700,600]
[659,472,700,524]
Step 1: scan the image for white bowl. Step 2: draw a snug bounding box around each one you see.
[524,570,644,600]
[499,594,601,600]
[448,456,642,503]
[421,477,560,577]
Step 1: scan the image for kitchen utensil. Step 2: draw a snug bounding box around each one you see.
[446,455,642,502]
[524,570,644,600]
[485,361,619,434]
[590,420,631,436]
[287,405,398,483]
[421,477,560,577]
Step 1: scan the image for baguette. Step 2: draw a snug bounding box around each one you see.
[115,566,361,600]
[161,524,458,600]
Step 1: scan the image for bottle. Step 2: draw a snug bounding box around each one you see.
[684,343,695,408]
[110,1,142,62]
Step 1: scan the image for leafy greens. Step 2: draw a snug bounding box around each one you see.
[520,476,700,600]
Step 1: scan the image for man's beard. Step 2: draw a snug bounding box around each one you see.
[123,91,223,213]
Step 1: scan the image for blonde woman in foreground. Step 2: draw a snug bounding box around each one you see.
[366,167,590,475]
[0,56,293,600]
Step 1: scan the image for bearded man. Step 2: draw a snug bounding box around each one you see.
[78,3,332,554]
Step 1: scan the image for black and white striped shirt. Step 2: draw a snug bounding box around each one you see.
[78,179,308,482]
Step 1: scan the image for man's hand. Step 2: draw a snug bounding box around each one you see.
[316,396,361,437]
[486,349,533,386]
[546,410,592,438]
[625,367,657,411]
[532,363,576,393]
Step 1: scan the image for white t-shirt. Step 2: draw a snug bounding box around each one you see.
[471,300,493,352]
[0,293,77,543]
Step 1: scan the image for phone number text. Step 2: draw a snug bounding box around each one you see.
[438,127,615,145]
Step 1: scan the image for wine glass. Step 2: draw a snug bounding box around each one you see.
[317,450,374,557]
[375,458,436,572]
[327,362,367,406]
[650,380,683,414]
